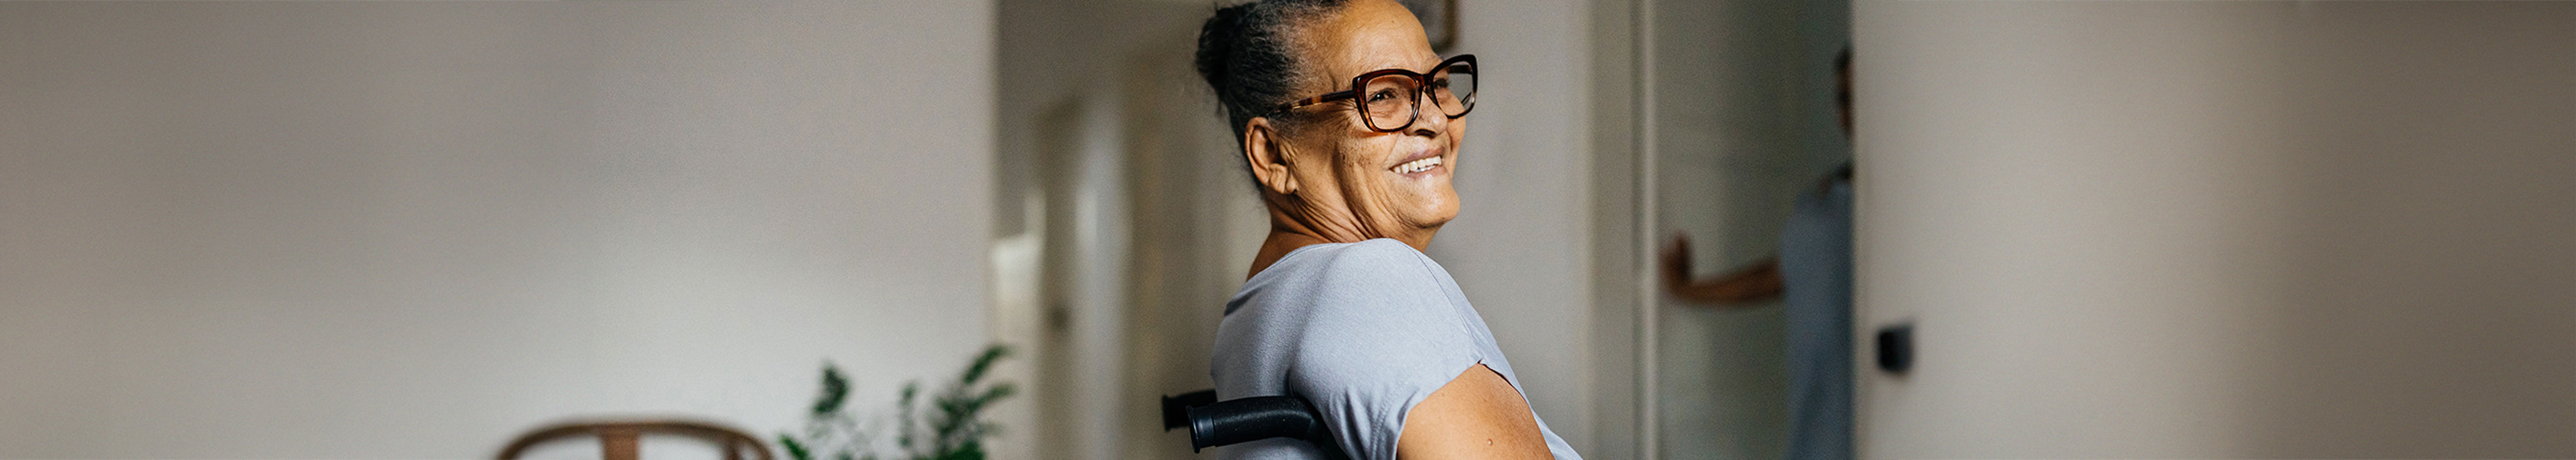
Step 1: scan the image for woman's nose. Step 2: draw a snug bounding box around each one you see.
[1406,89,1448,135]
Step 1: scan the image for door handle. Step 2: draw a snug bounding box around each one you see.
[1875,323,1913,374]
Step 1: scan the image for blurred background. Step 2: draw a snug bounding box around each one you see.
[4,1,2573,459]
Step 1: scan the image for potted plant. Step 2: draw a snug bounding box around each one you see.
[781,345,1015,460]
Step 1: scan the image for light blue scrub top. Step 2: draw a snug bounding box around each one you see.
[1210,238,1583,460]
[1781,171,1855,460]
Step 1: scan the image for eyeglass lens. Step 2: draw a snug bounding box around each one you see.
[1359,61,1477,131]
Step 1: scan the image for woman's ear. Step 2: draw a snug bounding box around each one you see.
[1242,117,1299,196]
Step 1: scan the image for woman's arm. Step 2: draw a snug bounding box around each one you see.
[1662,234,1785,306]
[1395,364,1553,459]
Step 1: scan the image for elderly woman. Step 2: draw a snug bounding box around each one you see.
[1195,1,1582,459]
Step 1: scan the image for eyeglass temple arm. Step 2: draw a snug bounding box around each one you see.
[1270,91,1355,115]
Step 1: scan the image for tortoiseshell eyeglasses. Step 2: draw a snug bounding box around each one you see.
[1264,54,1478,133]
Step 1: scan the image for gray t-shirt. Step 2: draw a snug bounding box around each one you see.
[1781,174,1854,460]
[1210,238,1582,460]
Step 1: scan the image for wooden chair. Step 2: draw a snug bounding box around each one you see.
[497,419,774,460]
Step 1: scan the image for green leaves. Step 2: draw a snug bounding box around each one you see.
[813,364,851,417]
[780,344,1015,460]
[919,345,1012,459]
[958,346,1006,386]
[779,435,812,460]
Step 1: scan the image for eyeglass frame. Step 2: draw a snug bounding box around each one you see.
[1261,54,1478,133]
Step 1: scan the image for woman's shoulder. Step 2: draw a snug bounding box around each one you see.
[1231,239,1471,335]
[1272,238,1435,274]
[1222,242,1506,460]
[1245,239,1448,303]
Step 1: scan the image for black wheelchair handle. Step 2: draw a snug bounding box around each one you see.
[1183,395,1329,452]
[1161,390,1217,431]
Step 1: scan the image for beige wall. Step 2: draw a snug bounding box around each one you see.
[1858,1,2576,457]
[0,2,995,457]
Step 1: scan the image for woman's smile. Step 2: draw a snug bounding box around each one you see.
[1388,146,1447,177]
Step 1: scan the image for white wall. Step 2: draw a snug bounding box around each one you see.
[0,2,996,458]
[1425,0,1608,451]
[1858,1,2576,457]
[989,2,1216,459]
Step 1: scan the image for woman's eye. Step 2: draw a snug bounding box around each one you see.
[1367,89,1397,102]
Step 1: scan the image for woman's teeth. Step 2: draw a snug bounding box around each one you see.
[1392,156,1442,174]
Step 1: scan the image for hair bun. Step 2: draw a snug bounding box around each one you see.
[1195,3,1254,93]
[1192,0,1348,141]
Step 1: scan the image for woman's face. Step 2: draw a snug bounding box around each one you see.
[1277,0,1463,245]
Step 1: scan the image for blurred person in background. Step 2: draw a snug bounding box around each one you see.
[1194,0,1581,458]
[1661,46,1856,460]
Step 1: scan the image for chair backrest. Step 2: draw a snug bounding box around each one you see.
[497,419,774,460]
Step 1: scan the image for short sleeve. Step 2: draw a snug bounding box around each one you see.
[1277,240,1490,460]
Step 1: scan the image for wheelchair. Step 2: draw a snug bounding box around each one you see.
[1160,389,1348,459]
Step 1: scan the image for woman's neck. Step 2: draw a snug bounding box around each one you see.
[1247,230,1330,280]
[1245,226,1438,280]
[1248,197,1439,279]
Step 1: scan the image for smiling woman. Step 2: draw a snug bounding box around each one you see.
[1192,1,1580,459]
